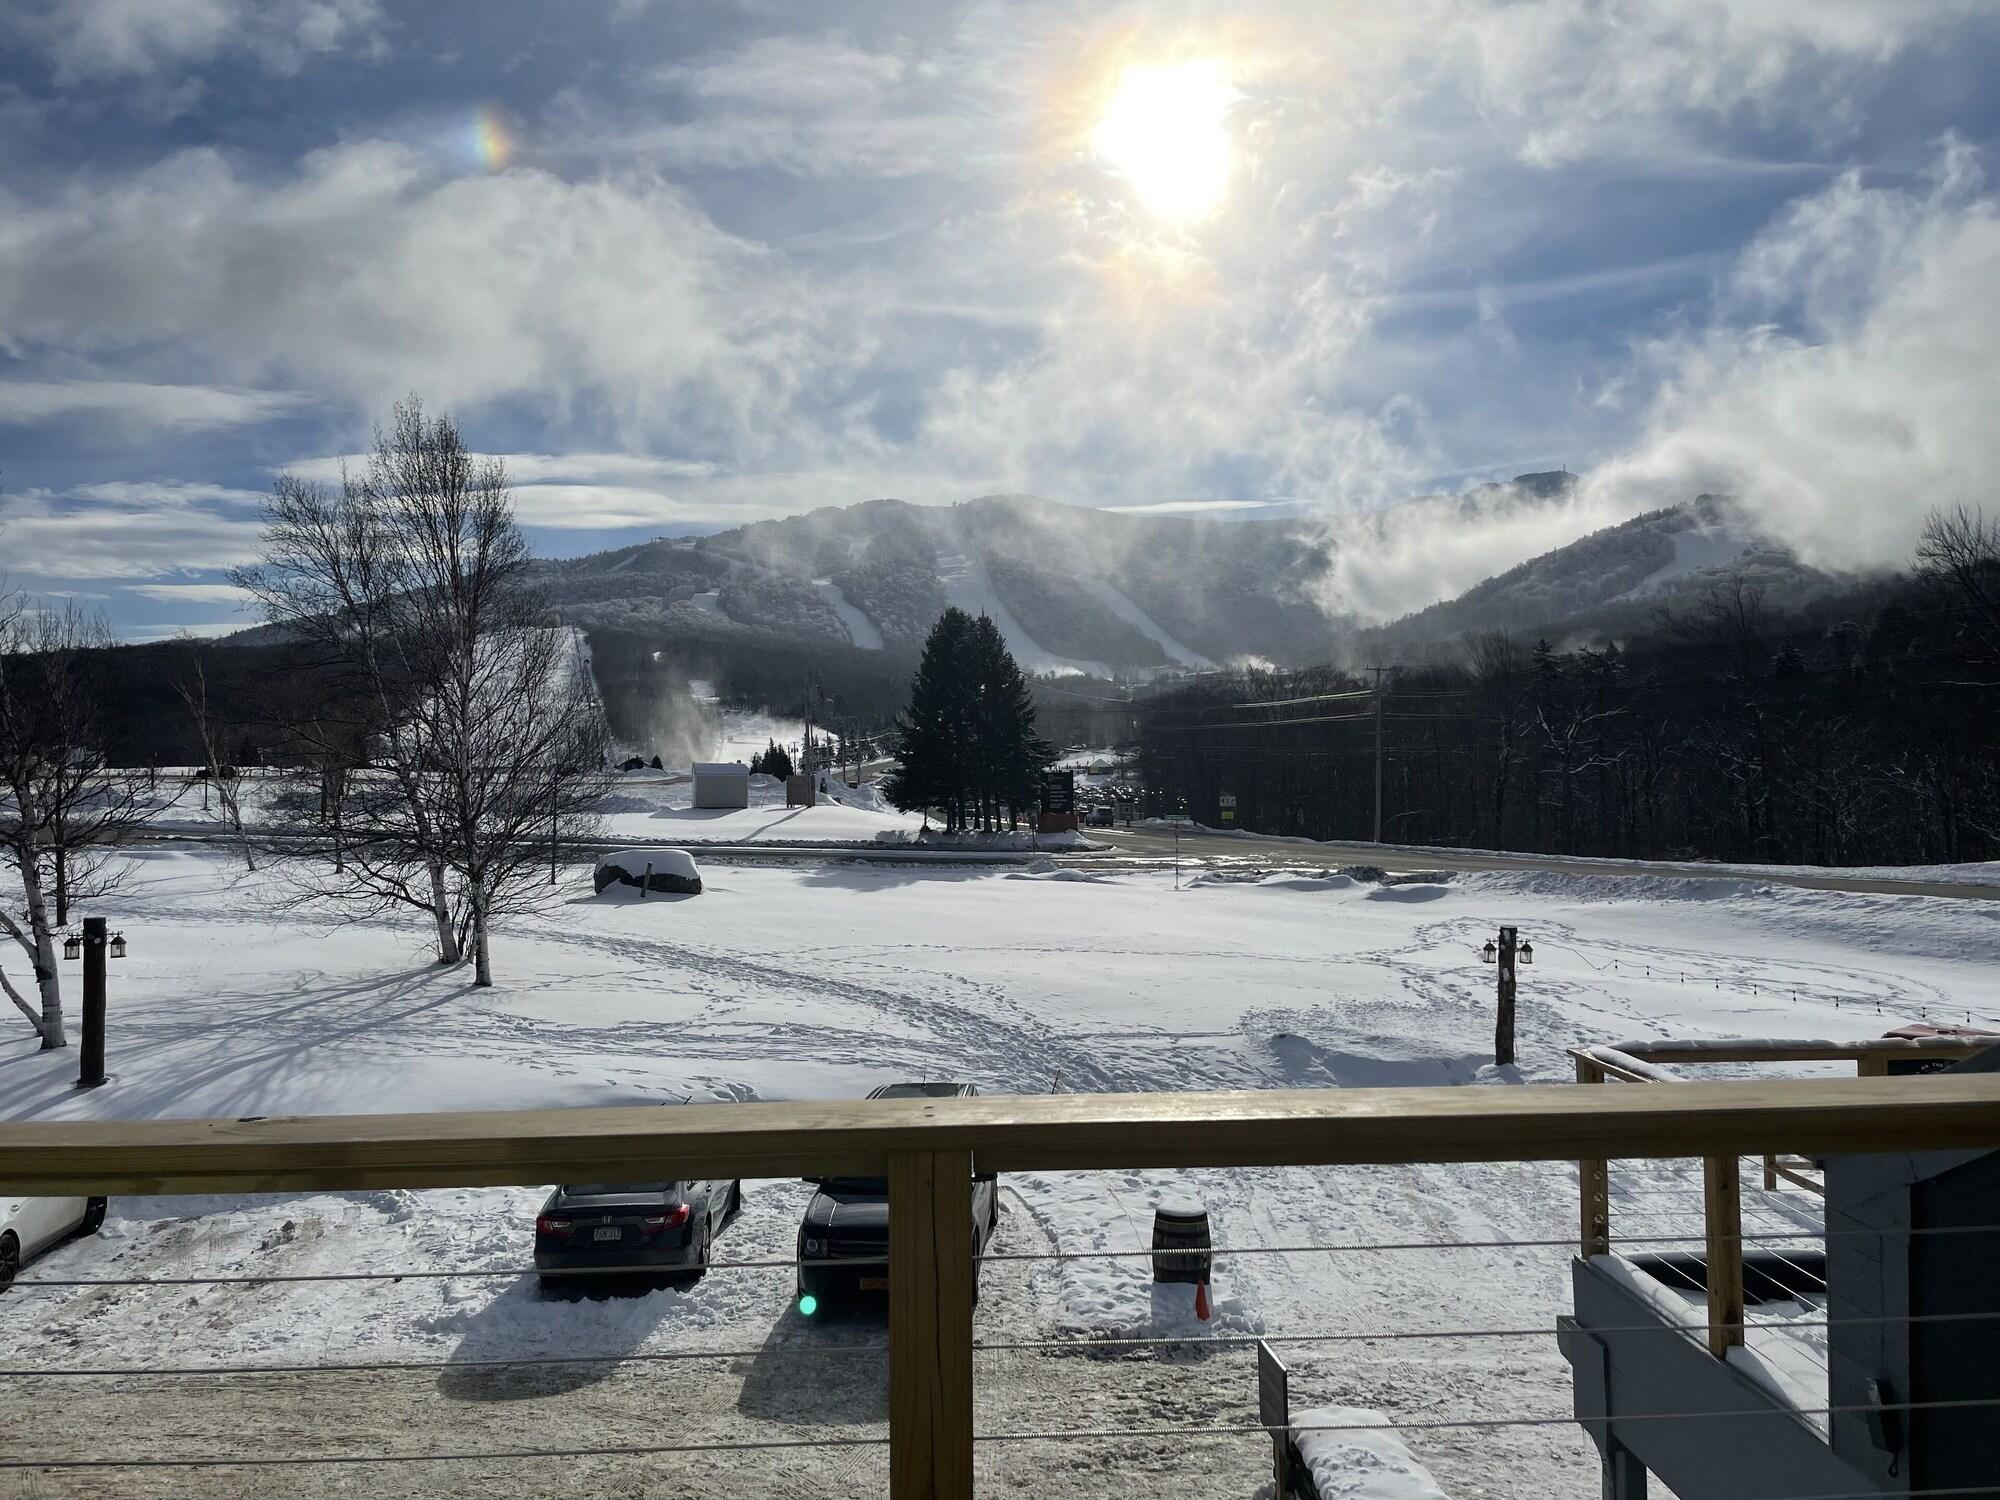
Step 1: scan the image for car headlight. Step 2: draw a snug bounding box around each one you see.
[804,1237,823,1256]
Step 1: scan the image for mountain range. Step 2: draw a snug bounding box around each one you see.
[539,478,1869,679]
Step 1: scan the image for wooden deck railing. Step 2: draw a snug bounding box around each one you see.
[8,1078,2000,1497]
[1569,1036,1995,1358]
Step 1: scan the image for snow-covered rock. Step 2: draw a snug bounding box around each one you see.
[593,847,702,896]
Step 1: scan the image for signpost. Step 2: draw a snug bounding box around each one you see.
[1219,792,1237,825]
[1258,1339,1292,1499]
[1040,770,1076,814]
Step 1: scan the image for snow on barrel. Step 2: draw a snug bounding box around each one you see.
[593,848,702,897]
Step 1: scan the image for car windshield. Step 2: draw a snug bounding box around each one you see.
[559,1183,678,1198]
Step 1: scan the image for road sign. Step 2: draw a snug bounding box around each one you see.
[1219,792,1237,824]
[1041,770,1076,813]
[1258,1340,1292,1498]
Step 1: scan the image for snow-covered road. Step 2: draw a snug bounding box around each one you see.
[4,852,1996,1495]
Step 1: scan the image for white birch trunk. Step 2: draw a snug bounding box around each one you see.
[428,858,460,965]
[470,873,492,988]
[16,852,65,1049]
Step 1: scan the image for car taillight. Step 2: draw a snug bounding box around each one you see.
[641,1205,693,1234]
[536,1216,572,1234]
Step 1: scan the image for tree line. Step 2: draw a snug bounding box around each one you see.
[882,608,1054,832]
[1138,508,2000,867]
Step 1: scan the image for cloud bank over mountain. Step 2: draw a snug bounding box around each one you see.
[1,1,1995,640]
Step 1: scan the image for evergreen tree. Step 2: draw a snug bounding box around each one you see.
[967,614,1051,830]
[883,609,1049,832]
[883,608,977,830]
[749,738,794,780]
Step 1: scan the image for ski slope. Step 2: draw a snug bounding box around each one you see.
[934,550,1113,679]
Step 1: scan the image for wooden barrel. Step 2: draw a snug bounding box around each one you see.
[1151,1198,1212,1285]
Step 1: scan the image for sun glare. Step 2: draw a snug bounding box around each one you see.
[1091,59,1235,223]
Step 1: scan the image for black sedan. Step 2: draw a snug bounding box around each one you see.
[535,1177,742,1290]
[795,1083,998,1311]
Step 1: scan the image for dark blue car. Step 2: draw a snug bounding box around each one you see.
[535,1177,742,1290]
[795,1083,998,1309]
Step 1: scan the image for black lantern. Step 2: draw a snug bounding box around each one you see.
[1519,941,1534,965]
[110,932,128,960]
[63,932,81,961]
[1480,939,1497,964]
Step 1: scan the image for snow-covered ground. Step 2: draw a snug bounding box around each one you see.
[4,851,1995,1493]
[1145,820,2000,890]
[596,769,928,844]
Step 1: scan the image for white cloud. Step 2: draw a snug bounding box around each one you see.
[1589,142,2000,571]
[0,144,827,451]
[65,480,267,508]
[0,380,309,432]
[1104,500,1272,515]
[15,0,385,84]
[0,492,263,579]
[1456,0,1990,166]
[124,619,249,642]
[123,582,255,604]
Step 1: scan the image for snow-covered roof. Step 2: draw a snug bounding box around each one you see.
[691,761,749,776]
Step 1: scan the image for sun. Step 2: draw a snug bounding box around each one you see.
[1091,59,1235,224]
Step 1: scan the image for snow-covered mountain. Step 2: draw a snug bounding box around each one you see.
[540,493,1342,674]
[1366,494,1862,651]
[540,484,1874,677]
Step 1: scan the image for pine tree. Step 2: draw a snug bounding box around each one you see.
[967,614,1050,831]
[883,608,977,830]
[749,738,794,780]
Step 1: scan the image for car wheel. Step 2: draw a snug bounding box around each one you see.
[0,1232,18,1293]
[80,1198,107,1235]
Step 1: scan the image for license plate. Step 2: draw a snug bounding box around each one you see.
[593,1226,621,1242]
[859,1276,888,1291]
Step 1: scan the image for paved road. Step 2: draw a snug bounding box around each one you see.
[1085,826,2000,902]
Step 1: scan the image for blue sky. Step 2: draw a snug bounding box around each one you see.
[3,0,1998,638]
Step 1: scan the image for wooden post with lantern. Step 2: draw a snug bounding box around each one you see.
[72,917,125,1090]
[79,917,108,1089]
[1484,925,1530,1067]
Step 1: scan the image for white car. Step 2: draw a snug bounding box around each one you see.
[1,1196,105,1290]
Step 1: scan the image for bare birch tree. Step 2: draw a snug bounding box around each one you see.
[170,644,257,871]
[0,596,157,1046]
[235,398,610,984]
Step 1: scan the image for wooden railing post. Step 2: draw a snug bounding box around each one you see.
[1762,1153,1778,1191]
[1575,1055,1611,1257]
[889,1149,974,1500]
[1702,1154,1744,1357]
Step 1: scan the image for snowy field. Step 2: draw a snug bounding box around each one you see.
[3,851,1997,1495]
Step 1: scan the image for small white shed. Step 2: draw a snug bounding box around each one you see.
[691,761,751,809]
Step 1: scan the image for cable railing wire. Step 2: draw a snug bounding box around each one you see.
[11,1397,2000,1471]
[14,1219,1997,1290]
[13,1306,2000,1381]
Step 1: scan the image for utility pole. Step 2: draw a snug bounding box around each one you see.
[1367,665,1389,843]
[1495,924,1518,1067]
[800,670,817,807]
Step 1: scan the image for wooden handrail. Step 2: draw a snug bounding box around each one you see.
[6,1078,2000,1195]
[1607,1037,1994,1064]
[6,1081,2000,1499]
